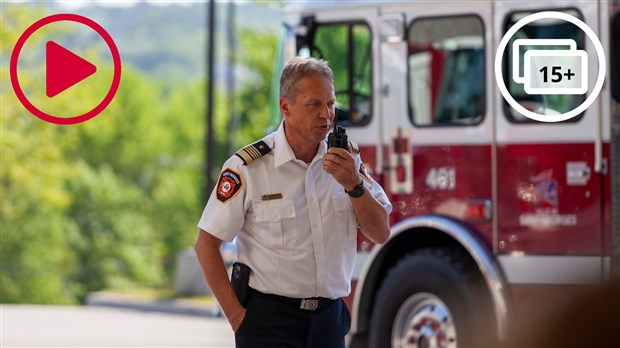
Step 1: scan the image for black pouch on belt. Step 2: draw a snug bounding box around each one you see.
[231,262,251,308]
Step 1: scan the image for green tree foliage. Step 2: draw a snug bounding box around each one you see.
[1,5,79,304]
[1,105,80,304]
[234,28,279,147]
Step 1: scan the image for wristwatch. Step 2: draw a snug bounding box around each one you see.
[345,181,365,198]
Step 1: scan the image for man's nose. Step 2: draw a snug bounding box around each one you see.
[319,105,333,119]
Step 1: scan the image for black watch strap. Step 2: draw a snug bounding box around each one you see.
[345,181,365,198]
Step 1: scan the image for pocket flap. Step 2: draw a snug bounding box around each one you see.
[253,199,296,221]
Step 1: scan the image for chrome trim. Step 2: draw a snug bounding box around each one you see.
[498,255,606,284]
[351,215,509,341]
[351,237,385,334]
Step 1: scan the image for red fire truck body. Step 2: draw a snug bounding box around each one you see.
[280,1,619,346]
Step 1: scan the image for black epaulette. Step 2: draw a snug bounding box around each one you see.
[350,141,360,154]
[235,140,272,165]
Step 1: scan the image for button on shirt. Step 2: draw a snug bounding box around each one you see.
[198,122,392,299]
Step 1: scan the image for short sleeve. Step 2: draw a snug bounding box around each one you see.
[197,157,247,242]
[367,177,393,215]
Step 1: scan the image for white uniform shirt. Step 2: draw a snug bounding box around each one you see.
[198,122,392,299]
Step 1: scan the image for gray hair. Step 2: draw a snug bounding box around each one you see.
[279,57,334,101]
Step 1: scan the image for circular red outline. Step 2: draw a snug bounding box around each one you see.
[10,14,121,125]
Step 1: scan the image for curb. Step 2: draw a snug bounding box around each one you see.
[85,291,221,318]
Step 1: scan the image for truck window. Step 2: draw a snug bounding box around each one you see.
[503,9,585,122]
[612,12,619,102]
[311,22,372,126]
[407,15,485,127]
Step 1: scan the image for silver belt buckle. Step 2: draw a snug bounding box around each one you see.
[300,299,319,310]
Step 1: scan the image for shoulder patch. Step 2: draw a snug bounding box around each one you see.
[359,162,374,187]
[216,168,243,203]
[235,140,272,165]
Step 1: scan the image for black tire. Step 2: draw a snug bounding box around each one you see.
[369,248,493,348]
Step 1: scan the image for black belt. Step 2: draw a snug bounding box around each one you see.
[249,288,337,311]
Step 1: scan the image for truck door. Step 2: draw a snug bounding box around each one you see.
[379,2,495,243]
[493,1,605,288]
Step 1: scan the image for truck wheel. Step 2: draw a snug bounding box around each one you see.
[369,248,490,348]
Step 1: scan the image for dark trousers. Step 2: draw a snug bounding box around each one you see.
[235,289,351,348]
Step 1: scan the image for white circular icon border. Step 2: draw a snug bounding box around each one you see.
[494,11,606,123]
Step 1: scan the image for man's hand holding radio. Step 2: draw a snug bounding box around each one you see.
[323,146,361,192]
[325,123,360,191]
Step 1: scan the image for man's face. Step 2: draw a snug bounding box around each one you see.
[280,73,336,145]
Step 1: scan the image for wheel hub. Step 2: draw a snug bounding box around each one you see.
[392,293,457,348]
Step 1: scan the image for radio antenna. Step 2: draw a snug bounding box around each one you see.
[333,108,341,132]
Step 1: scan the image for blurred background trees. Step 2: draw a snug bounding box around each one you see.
[1,2,280,303]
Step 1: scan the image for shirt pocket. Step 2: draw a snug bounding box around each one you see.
[252,199,297,248]
[332,192,357,240]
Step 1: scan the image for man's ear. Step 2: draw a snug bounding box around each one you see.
[279,97,290,118]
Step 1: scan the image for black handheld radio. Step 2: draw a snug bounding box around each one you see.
[327,109,348,149]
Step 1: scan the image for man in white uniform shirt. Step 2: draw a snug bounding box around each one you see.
[195,57,392,348]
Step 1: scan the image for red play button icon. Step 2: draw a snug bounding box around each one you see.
[11,14,121,125]
[46,41,97,98]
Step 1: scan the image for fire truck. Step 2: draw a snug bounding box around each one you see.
[276,1,619,347]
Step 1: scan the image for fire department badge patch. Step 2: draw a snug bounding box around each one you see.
[216,168,243,203]
[359,163,373,187]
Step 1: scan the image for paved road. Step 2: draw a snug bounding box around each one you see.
[1,305,235,347]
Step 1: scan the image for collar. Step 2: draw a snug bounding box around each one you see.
[273,121,328,168]
[273,121,296,168]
